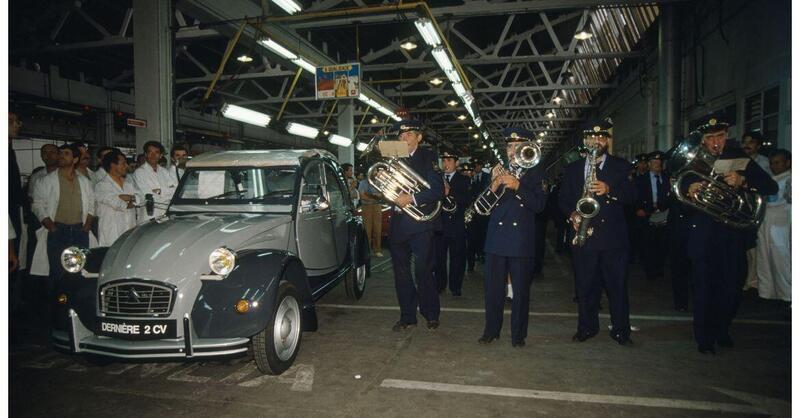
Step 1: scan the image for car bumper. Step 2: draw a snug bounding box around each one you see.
[52,309,250,359]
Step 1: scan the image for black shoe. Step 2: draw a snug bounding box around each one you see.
[572,331,597,342]
[698,344,716,354]
[611,334,634,346]
[392,320,417,332]
[717,335,734,348]
[478,335,498,344]
[512,340,526,348]
[426,320,439,330]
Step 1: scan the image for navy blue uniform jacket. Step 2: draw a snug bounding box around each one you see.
[389,147,445,242]
[558,155,637,251]
[635,171,670,214]
[442,171,471,238]
[484,166,547,257]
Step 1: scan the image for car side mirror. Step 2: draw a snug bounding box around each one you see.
[145,194,155,217]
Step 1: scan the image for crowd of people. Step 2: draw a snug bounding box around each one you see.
[8,110,791,354]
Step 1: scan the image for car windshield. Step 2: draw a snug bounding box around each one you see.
[171,166,297,212]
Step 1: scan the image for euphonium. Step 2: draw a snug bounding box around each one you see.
[367,157,441,222]
[464,141,541,223]
[572,145,600,247]
[667,131,766,229]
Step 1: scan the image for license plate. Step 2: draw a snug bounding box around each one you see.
[98,318,177,340]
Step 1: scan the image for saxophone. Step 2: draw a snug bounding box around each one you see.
[572,146,601,246]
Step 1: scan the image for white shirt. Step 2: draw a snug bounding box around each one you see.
[93,167,108,185]
[649,171,662,205]
[168,163,184,185]
[131,163,178,222]
[94,175,140,247]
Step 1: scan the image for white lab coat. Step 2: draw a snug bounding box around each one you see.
[94,175,140,247]
[30,170,96,276]
[131,163,178,222]
[92,167,108,185]
[757,170,791,301]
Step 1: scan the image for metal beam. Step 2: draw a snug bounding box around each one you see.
[13,27,221,54]
[384,84,615,97]
[283,0,685,29]
[361,51,646,72]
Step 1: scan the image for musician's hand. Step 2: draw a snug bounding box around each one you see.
[723,171,745,188]
[569,211,581,231]
[394,193,413,208]
[500,175,520,191]
[589,180,609,195]
[635,209,647,218]
[688,182,704,198]
[489,177,503,193]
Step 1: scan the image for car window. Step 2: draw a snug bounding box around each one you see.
[324,164,348,211]
[172,166,297,211]
[299,161,325,211]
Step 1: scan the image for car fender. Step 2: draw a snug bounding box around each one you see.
[51,247,109,332]
[190,250,318,339]
[349,214,371,276]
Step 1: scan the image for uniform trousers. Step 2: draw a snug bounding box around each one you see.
[642,223,668,278]
[571,247,631,338]
[361,203,383,253]
[690,254,746,346]
[390,230,439,323]
[483,254,533,343]
[434,233,467,294]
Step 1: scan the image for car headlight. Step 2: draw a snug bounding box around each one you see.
[209,247,236,276]
[61,246,88,274]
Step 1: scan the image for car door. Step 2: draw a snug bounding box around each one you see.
[295,160,338,277]
[323,163,350,266]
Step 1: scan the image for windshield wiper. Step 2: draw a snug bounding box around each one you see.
[205,189,248,200]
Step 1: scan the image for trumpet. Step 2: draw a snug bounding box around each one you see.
[464,141,541,223]
[667,131,765,229]
[367,157,441,222]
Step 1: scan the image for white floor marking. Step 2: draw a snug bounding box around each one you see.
[237,364,315,391]
[220,363,258,385]
[105,364,139,375]
[315,304,789,326]
[380,379,769,415]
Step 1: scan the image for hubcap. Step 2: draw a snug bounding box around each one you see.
[273,295,301,361]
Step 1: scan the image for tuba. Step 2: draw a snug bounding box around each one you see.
[367,156,442,222]
[667,131,766,229]
[571,144,600,247]
[464,141,541,223]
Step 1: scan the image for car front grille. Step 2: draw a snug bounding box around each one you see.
[100,281,175,317]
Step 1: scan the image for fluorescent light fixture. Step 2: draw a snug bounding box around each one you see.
[414,18,441,47]
[328,134,353,147]
[294,57,317,73]
[431,47,457,81]
[237,54,253,63]
[221,103,271,127]
[430,77,444,86]
[447,100,458,107]
[356,142,369,152]
[489,142,495,147]
[574,31,593,40]
[553,96,563,104]
[457,115,467,121]
[452,82,467,99]
[545,111,555,118]
[286,122,319,139]
[36,104,83,116]
[482,131,490,140]
[390,114,402,121]
[461,92,475,107]
[271,0,302,14]
[474,116,483,127]
[258,38,298,60]
[400,41,418,51]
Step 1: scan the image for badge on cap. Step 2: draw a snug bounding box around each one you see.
[709,118,717,126]
[510,132,519,139]
[593,126,601,132]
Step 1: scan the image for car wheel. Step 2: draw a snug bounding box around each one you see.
[252,281,302,375]
[344,264,366,301]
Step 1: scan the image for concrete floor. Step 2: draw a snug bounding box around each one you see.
[9,240,791,417]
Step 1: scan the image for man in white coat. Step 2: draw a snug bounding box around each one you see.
[95,148,139,247]
[757,149,791,302]
[132,141,178,222]
[31,143,95,285]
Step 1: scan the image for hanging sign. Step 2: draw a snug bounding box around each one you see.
[315,63,360,100]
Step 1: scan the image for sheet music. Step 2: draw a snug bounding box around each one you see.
[712,158,750,174]
[378,141,409,158]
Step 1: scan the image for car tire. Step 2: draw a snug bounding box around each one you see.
[344,264,366,301]
[252,281,303,375]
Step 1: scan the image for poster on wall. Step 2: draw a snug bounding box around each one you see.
[315,63,360,100]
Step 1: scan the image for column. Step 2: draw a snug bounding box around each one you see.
[337,100,355,164]
[657,4,680,151]
[133,0,174,153]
